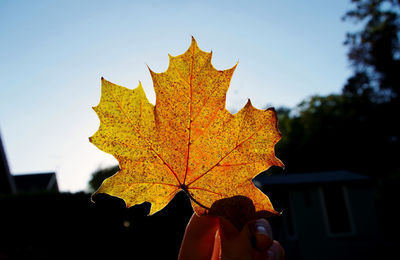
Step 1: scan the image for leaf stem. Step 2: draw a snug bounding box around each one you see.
[181,186,210,211]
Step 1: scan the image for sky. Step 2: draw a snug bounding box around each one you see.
[0,0,354,192]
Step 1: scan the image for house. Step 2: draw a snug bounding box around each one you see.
[0,132,58,194]
[13,172,59,193]
[0,133,16,194]
[254,170,384,260]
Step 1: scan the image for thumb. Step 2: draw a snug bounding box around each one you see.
[179,214,219,260]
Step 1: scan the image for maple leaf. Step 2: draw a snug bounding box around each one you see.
[89,37,284,217]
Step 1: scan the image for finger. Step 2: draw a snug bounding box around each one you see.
[178,213,219,260]
[250,219,273,251]
[267,240,285,260]
[210,229,221,260]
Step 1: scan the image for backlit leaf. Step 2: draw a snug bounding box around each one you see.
[90,37,284,216]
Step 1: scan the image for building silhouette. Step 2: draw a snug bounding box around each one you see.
[255,170,383,260]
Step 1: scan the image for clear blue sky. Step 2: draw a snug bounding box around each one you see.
[0,0,353,192]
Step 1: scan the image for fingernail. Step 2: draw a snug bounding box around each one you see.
[254,219,270,237]
[256,224,267,234]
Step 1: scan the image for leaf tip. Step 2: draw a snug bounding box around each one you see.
[190,35,198,49]
[148,204,159,216]
[135,81,145,93]
[266,107,276,112]
[246,98,253,107]
[266,107,279,125]
[146,63,155,74]
[275,158,285,169]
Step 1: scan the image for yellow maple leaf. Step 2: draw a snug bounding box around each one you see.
[90,37,284,216]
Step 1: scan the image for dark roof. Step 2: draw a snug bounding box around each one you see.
[254,170,370,186]
[13,172,58,192]
[0,133,16,194]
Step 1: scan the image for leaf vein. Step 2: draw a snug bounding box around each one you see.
[187,124,266,186]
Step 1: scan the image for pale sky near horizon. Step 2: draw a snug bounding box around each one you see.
[0,0,354,192]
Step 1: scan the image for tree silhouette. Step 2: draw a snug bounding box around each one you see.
[88,165,119,192]
[343,0,400,102]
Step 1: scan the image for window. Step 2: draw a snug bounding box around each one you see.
[320,185,355,236]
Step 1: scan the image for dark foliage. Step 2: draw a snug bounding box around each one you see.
[343,0,400,102]
[88,165,119,192]
[275,94,399,177]
[269,0,400,179]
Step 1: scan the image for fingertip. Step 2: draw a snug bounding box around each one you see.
[254,233,273,251]
[268,240,285,260]
[186,213,219,237]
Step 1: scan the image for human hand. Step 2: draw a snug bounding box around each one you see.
[178,213,284,260]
